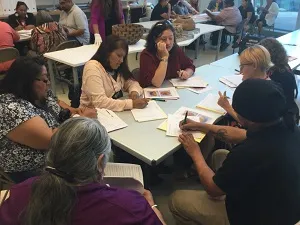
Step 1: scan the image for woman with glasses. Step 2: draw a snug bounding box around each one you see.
[0,117,166,225]
[80,35,148,111]
[218,45,272,122]
[139,20,195,87]
[0,57,96,183]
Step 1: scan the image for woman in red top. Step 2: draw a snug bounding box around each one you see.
[139,20,195,87]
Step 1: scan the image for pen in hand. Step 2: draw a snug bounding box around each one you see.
[223,91,230,99]
[183,111,188,125]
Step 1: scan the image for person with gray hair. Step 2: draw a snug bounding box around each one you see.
[29,10,67,55]
[0,117,166,225]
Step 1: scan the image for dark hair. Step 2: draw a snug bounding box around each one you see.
[91,35,133,80]
[260,38,288,68]
[91,0,122,21]
[145,20,178,54]
[170,0,179,6]
[16,1,29,10]
[224,0,234,6]
[0,57,45,104]
[23,117,112,225]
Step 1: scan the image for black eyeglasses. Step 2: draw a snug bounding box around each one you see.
[35,78,49,84]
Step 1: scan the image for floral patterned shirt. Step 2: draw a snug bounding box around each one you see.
[0,91,60,172]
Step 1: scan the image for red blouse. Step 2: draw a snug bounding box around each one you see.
[139,47,195,87]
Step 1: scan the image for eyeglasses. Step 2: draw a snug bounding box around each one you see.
[35,78,49,84]
[239,63,253,69]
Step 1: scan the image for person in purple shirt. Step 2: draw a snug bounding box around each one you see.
[0,117,165,225]
[89,0,125,45]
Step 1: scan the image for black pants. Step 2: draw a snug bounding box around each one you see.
[211,29,234,46]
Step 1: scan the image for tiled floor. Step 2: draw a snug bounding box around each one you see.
[56,42,300,225]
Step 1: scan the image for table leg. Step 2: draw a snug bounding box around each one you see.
[47,59,56,96]
[215,29,223,61]
[195,37,200,59]
[72,67,79,88]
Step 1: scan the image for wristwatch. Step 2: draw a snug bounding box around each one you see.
[160,57,168,62]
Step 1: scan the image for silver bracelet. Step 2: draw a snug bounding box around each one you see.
[151,204,158,209]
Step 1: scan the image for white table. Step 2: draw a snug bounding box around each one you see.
[44,40,146,95]
[136,21,224,60]
[17,30,32,42]
[277,29,300,46]
[109,64,235,165]
[192,12,220,24]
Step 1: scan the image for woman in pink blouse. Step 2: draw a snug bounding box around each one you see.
[89,0,125,45]
[139,20,195,87]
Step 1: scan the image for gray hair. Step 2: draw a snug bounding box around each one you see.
[36,10,54,26]
[47,117,112,183]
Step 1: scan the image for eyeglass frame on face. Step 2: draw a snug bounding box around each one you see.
[35,78,50,84]
[239,63,253,69]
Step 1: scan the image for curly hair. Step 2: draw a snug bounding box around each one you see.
[259,38,288,68]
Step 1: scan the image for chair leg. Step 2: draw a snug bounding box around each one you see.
[136,53,138,60]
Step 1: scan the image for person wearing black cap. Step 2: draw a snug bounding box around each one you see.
[169,79,300,225]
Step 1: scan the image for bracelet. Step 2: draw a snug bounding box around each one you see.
[151,204,158,209]
[72,114,80,117]
[160,57,168,62]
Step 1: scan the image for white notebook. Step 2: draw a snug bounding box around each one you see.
[97,109,128,132]
[104,163,144,194]
[196,93,232,115]
[170,76,208,88]
[219,75,243,88]
[166,114,205,139]
[143,87,180,99]
[131,100,167,122]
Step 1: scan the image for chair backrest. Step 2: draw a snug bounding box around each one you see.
[139,17,150,22]
[131,68,140,81]
[0,47,20,64]
[54,40,81,51]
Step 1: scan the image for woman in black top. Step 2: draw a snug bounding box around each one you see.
[260,38,299,124]
[8,1,35,31]
[150,0,171,21]
[239,0,256,31]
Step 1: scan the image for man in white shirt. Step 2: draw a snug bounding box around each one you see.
[59,0,90,45]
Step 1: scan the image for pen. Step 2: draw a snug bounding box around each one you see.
[235,69,240,73]
[223,91,230,99]
[106,110,113,117]
[183,111,188,125]
[178,69,183,78]
[152,98,166,102]
[283,44,297,46]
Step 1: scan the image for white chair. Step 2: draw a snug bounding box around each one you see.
[0,190,10,206]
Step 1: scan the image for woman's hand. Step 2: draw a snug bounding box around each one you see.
[177,70,190,80]
[15,25,23,31]
[133,99,149,109]
[129,91,139,100]
[78,107,97,118]
[179,118,201,131]
[217,91,231,110]
[178,133,201,159]
[157,41,169,59]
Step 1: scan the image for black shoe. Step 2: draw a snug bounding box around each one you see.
[220,42,230,52]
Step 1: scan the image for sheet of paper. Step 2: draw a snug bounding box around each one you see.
[188,86,213,94]
[131,100,167,122]
[166,114,205,139]
[288,56,297,61]
[143,87,180,99]
[173,106,218,123]
[104,163,144,194]
[196,93,232,115]
[97,109,128,132]
[219,75,243,88]
[170,77,208,88]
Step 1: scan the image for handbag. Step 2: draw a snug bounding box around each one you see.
[173,16,195,31]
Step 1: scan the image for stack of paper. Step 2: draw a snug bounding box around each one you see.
[104,163,144,194]
[143,87,180,100]
[196,93,232,115]
[219,75,243,88]
[288,56,297,62]
[170,77,208,88]
[97,109,128,132]
[188,86,213,94]
[131,100,167,122]
[157,107,217,142]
